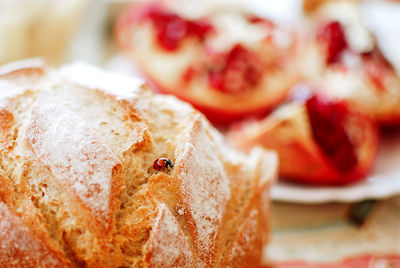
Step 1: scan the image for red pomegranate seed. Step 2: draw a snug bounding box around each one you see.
[141,5,213,51]
[208,44,263,93]
[306,94,358,173]
[317,21,348,64]
[182,66,196,83]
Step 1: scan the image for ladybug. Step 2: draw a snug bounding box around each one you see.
[153,158,174,171]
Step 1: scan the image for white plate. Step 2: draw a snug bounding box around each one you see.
[271,132,400,203]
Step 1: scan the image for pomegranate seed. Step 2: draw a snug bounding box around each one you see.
[208,44,263,93]
[306,94,358,173]
[182,66,196,83]
[141,5,213,51]
[317,21,348,64]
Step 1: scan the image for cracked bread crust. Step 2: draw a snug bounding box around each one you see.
[0,169,72,268]
[0,59,277,267]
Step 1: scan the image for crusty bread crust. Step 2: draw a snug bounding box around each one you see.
[0,170,72,267]
[142,203,194,267]
[0,60,277,267]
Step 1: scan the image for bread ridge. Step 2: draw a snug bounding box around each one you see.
[0,165,72,267]
[0,59,277,267]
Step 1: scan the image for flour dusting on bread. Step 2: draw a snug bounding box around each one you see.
[26,92,121,224]
[0,59,277,267]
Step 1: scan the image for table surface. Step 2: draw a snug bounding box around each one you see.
[262,195,400,266]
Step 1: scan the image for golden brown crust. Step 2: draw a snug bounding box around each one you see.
[222,209,262,267]
[26,93,124,228]
[173,115,231,265]
[0,61,277,267]
[142,203,194,267]
[0,108,15,153]
[0,170,72,268]
[0,203,71,268]
[0,58,47,78]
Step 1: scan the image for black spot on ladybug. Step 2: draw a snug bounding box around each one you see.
[153,158,174,171]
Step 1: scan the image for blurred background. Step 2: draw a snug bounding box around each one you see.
[1,0,400,267]
[1,0,399,71]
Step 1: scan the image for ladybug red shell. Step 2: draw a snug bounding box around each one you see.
[153,158,174,171]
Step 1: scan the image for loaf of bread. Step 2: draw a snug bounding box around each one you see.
[0,59,277,267]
